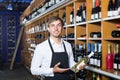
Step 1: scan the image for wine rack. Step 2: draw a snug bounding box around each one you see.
[21,0,120,80]
[6,15,16,62]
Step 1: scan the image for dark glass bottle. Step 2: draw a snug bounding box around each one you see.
[97,43,102,68]
[76,7,80,23]
[91,0,95,20]
[62,11,66,26]
[113,44,119,70]
[108,0,114,17]
[79,5,83,23]
[82,2,86,22]
[92,73,96,80]
[70,8,74,24]
[94,43,98,67]
[113,0,119,16]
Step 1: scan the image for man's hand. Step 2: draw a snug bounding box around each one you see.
[53,62,70,73]
[79,64,86,70]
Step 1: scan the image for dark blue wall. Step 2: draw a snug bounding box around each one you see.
[0,10,21,64]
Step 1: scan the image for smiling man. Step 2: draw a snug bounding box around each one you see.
[30,16,85,80]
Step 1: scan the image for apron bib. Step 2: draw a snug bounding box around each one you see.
[45,38,70,80]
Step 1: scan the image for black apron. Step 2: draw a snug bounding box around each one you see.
[45,38,71,80]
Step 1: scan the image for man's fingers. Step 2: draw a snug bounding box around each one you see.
[55,62,61,67]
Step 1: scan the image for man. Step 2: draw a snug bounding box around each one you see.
[30,16,85,80]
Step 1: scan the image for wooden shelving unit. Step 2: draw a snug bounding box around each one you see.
[20,0,120,80]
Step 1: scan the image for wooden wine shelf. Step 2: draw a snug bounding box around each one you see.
[88,19,101,24]
[85,66,120,79]
[21,0,120,80]
[24,0,70,26]
[103,15,120,21]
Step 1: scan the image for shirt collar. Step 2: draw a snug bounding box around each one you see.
[49,37,63,46]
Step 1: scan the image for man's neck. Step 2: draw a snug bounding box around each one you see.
[50,36,61,44]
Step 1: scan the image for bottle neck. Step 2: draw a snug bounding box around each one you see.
[108,44,111,54]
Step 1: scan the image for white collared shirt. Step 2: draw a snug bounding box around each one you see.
[30,37,76,77]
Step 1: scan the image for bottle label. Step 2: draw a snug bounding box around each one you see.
[95,13,98,19]
[79,16,82,22]
[94,58,98,66]
[91,14,95,20]
[113,10,119,16]
[97,60,101,67]
[118,64,120,69]
[76,16,79,23]
[83,10,86,19]
[114,63,117,69]
[90,58,94,65]
[70,15,73,23]
[99,12,101,19]
[108,11,113,17]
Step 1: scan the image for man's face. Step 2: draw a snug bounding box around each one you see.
[48,20,63,38]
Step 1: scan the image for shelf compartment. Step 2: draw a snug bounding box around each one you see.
[85,66,120,80]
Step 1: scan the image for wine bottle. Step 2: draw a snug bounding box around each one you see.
[113,0,119,16]
[113,44,119,70]
[92,73,96,80]
[70,8,74,24]
[94,43,98,67]
[116,44,120,70]
[96,0,101,19]
[82,2,86,22]
[79,5,83,22]
[97,43,102,68]
[108,0,114,17]
[95,0,99,20]
[96,74,101,80]
[71,51,94,73]
[111,30,120,38]
[62,11,66,26]
[45,0,50,9]
[91,0,95,20]
[90,32,101,38]
[76,7,80,23]
[106,44,113,69]
[90,43,95,66]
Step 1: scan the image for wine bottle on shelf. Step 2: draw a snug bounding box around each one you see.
[113,0,119,16]
[82,2,86,22]
[96,74,101,80]
[89,43,95,66]
[97,43,102,68]
[94,43,98,67]
[92,72,96,80]
[76,7,80,23]
[113,44,119,70]
[108,0,114,17]
[91,0,95,20]
[70,8,74,24]
[62,11,66,26]
[79,5,83,23]
[106,44,113,69]
[45,0,50,9]
[88,43,91,55]
[95,0,101,19]
[111,24,120,38]
[116,44,120,70]
[71,51,94,73]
